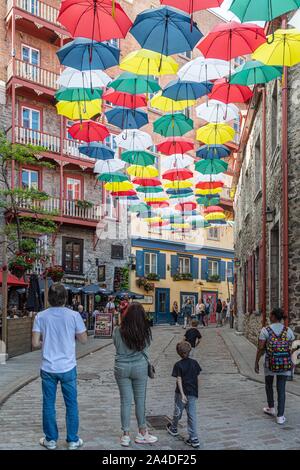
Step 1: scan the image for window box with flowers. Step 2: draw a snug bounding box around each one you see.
[43,265,65,282]
[172,273,193,281]
[136,277,155,292]
[207,274,221,283]
[146,273,160,281]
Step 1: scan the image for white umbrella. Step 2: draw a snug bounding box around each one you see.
[187,214,205,222]
[57,67,111,88]
[196,100,239,123]
[194,173,226,183]
[94,159,125,174]
[169,195,195,204]
[161,154,194,170]
[178,57,230,83]
[115,129,153,151]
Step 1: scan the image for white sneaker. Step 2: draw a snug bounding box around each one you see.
[276,416,286,425]
[135,432,158,444]
[68,438,84,450]
[120,435,131,447]
[263,407,276,417]
[39,437,57,450]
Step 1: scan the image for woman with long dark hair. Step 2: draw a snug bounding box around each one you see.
[113,302,157,447]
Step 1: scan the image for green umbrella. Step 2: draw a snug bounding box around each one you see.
[229,0,300,23]
[230,61,283,86]
[161,214,184,223]
[97,173,128,183]
[121,150,155,166]
[195,160,228,175]
[129,202,151,213]
[136,186,164,193]
[55,87,103,101]
[109,72,161,95]
[191,219,210,228]
[153,113,194,137]
[169,191,194,199]
[197,196,220,206]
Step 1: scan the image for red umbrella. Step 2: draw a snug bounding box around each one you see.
[163,168,193,181]
[0,269,28,287]
[147,201,169,208]
[160,0,225,14]
[209,78,253,104]
[204,205,224,213]
[196,181,224,189]
[68,120,109,142]
[175,201,197,211]
[149,220,170,227]
[111,190,137,196]
[103,90,148,109]
[197,21,266,61]
[157,137,194,155]
[57,0,132,42]
[133,178,162,186]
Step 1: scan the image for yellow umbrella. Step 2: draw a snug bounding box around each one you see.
[144,196,167,202]
[252,29,300,67]
[56,99,101,120]
[104,181,133,192]
[127,165,159,178]
[205,212,226,221]
[164,180,193,189]
[196,123,235,145]
[143,216,161,223]
[150,92,195,113]
[195,188,222,195]
[120,49,179,76]
[171,223,190,229]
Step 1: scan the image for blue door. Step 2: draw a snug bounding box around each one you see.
[155,288,171,324]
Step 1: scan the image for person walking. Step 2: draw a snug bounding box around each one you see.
[255,308,295,425]
[166,341,202,448]
[183,298,193,329]
[113,302,158,447]
[216,299,223,327]
[205,298,211,325]
[221,300,227,326]
[196,299,206,327]
[32,283,87,450]
[171,301,179,326]
[106,296,116,314]
[184,320,202,358]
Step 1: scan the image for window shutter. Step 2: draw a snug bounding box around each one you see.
[171,255,179,276]
[201,258,208,280]
[136,250,144,277]
[158,253,166,279]
[247,256,253,313]
[220,261,226,281]
[192,257,199,279]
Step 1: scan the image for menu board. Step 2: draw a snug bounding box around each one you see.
[94,312,113,338]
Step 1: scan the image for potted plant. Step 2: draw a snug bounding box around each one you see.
[146,273,160,281]
[8,253,34,279]
[208,274,221,282]
[76,200,93,210]
[136,277,146,289]
[44,265,65,282]
[144,281,154,292]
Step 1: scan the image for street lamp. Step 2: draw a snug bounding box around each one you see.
[234,257,241,268]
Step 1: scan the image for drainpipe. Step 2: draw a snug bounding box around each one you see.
[259,86,267,327]
[281,17,289,327]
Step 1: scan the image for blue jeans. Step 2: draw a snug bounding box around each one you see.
[171,393,198,440]
[40,367,79,443]
[265,375,287,417]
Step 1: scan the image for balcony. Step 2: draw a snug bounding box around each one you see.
[7,59,59,92]
[7,0,64,30]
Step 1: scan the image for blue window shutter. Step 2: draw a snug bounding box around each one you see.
[158,253,166,279]
[220,261,226,281]
[192,257,199,279]
[171,255,179,276]
[230,261,234,283]
[201,258,208,280]
[136,250,144,277]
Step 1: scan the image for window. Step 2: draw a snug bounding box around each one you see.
[208,227,220,241]
[144,252,157,276]
[272,81,278,155]
[22,107,40,130]
[21,168,39,189]
[255,135,261,194]
[62,238,83,274]
[111,244,124,260]
[179,256,191,274]
[98,265,106,282]
[208,260,219,278]
[104,134,117,151]
[66,177,81,200]
[226,263,233,281]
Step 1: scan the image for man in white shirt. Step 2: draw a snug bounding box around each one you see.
[32,283,87,450]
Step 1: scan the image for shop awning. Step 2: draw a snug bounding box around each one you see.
[0,270,28,287]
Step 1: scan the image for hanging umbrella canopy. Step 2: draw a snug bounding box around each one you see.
[195,172,226,182]
[195,159,228,175]
[162,154,194,169]
[157,137,194,155]
[105,181,133,191]
[136,186,164,193]
[164,180,193,189]
[105,107,149,130]
[197,123,235,145]
[130,6,203,56]
[94,158,125,173]
[103,90,147,109]
[196,144,231,159]
[162,79,213,101]
[178,57,230,82]
[111,190,137,197]
[197,21,266,61]
[160,0,225,14]
[196,180,224,190]
[230,60,283,86]
[97,172,128,182]
[252,29,300,67]
[209,78,253,104]
[121,150,155,166]
[127,165,159,178]
[229,0,300,23]
[150,92,196,112]
[175,201,197,211]
[153,113,193,137]
[57,0,132,42]
[197,195,221,206]
[68,120,109,142]
[129,202,151,212]
[149,220,170,227]
[146,200,169,208]
[204,205,225,214]
[57,67,111,89]
[56,99,101,120]
[110,72,160,94]
[133,177,162,186]
[115,129,153,151]
[55,87,103,101]
[205,212,226,221]
[196,100,239,123]
[167,188,193,196]
[57,38,120,71]
[120,48,178,76]
[79,142,115,159]
[163,168,193,181]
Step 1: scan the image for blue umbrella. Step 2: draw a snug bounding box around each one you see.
[166,188,194,196]
[105,107,149,130]
[162,79,213,101]
[196,145,231,160]
[57,38,120,71]
[79,143,115,159]
[130,6,203,56]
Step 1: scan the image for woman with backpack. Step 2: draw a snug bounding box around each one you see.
[255,308,295,425]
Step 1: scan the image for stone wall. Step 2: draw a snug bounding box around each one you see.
[243,313,262,347]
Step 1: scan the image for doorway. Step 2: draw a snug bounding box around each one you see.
[155,288,171,324]
[202,291,218,324]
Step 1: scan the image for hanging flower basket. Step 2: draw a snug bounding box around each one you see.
[43,265,65,282]
[8,254,34,279]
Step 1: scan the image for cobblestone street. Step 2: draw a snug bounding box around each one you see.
[1,326,300,451]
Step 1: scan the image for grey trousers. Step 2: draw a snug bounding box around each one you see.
[170,393,198,440]
[114,360,148,432]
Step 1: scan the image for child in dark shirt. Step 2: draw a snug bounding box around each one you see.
[184,320,202,358]
[167,341,202,448]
